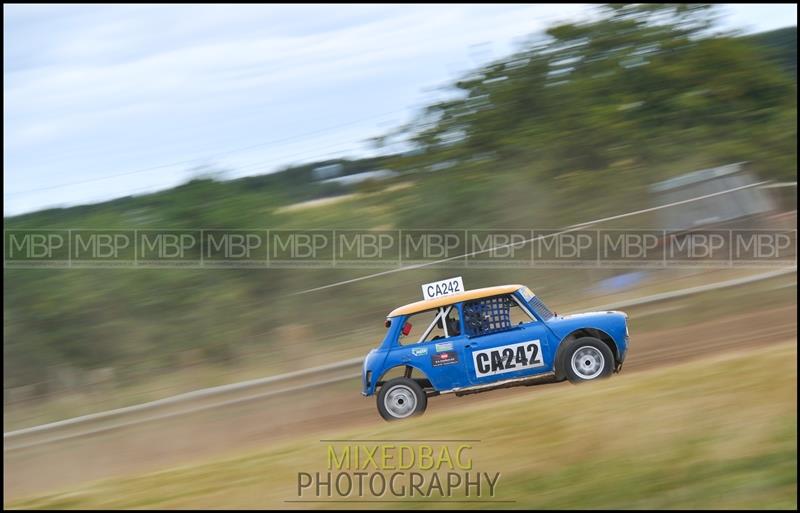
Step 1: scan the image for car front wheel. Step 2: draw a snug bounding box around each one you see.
[562,337,614,384]
[377,377,427,421]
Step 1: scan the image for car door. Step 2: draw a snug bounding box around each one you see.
[393,305,471,390]
[461,293,554,386]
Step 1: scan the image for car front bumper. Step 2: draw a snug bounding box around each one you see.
[615,336,629,373]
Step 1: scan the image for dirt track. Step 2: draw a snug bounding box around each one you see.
[4,302,797,502]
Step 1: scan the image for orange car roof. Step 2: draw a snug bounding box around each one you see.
[388,284,525,317]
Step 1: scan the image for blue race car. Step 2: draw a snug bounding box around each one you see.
[362,282,629,420]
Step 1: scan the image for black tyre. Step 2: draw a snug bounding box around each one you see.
[561,337,614,384]
[377,377,427,421]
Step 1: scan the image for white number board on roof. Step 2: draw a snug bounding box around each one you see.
[422,277,464,301]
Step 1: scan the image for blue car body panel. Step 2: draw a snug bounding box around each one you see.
[361,287,628,396]
[545,310,629,362]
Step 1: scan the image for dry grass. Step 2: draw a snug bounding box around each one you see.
[8,341,797,510]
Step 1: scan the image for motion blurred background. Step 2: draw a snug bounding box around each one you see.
[3,3,797,509]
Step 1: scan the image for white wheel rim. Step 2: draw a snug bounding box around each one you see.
[571,346,604,380]
[384,385,417,418]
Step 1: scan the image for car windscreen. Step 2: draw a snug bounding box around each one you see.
[527,294,554,321]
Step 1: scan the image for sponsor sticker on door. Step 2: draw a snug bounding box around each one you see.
[434,341,453,353]
[431,351,459,367]
[472,340,544,378]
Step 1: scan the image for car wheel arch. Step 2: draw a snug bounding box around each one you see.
[554,328,619,380]
[376,364,433,390]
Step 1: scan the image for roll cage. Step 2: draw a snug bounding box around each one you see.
[390,289,541,348]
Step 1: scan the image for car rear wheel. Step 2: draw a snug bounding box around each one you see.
[562,337,614,384]
[377,377,427,421]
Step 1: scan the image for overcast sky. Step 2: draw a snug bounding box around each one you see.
[4,4,797,216]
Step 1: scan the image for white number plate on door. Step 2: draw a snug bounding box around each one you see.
[472,340,544,378]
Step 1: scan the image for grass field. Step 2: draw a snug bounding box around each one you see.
[8,341,797,510]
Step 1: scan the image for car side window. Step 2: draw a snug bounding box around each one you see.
[463,294,535,337]
[398,306,461,345]
[509,297,536,326]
